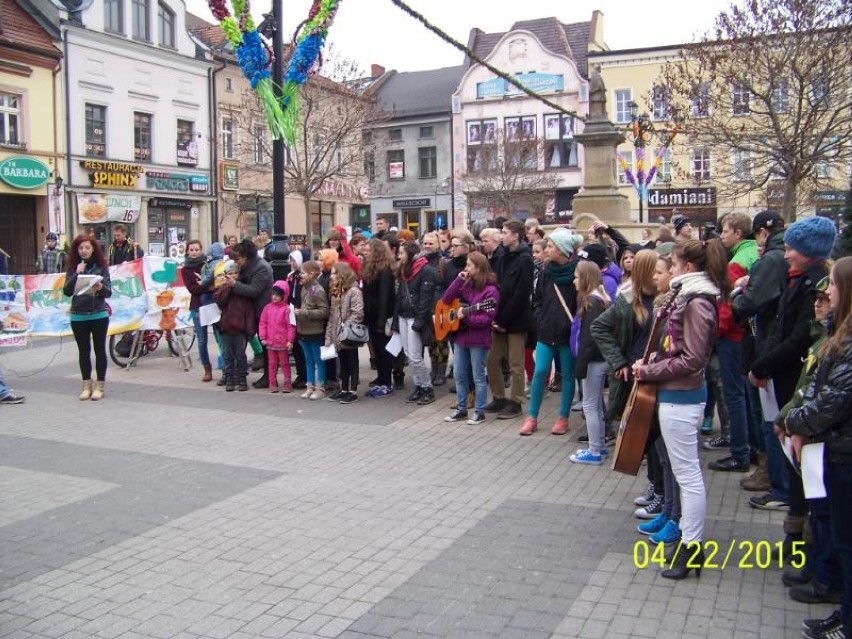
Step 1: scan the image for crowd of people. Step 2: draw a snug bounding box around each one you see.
[4,211,851,638]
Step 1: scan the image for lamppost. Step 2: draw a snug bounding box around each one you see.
[621,100,681,224]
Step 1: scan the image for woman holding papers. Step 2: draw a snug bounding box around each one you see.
[63,235,112,401]
[784,257,852,639]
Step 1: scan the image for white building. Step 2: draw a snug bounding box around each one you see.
[60,0,214,257]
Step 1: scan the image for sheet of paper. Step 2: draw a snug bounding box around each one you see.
[759,380,779,422]
[289,304,297,326]
[74,274,103,295]
[198,303,221,327]
[801,442,827,499]
[320,344,337,361]
[385,332,403,357]
[779,435,801,476]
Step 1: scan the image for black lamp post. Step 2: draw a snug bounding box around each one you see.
[258,1,285,235]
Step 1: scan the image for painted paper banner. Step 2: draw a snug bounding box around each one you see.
[139,256,192,331]
[0,275,27,347]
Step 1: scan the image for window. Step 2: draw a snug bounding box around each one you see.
[651,86,669,121]
[731,148,751,181]
[134,112,151,161]
[221,118,233,159]
[0,93,20,146]
[690,147,711,180]
[388,128,402,142]
[176,119,197,166]
[253,124,266,164]
[85,103,106,157]
[617,151,633,186]
[656,149,672,183]
[814,135,840,179]
[614,89,632,123]
[772,77,789,113]
[545,140,578,169]
[418,146,437,178]
[731,83,750,115]
[158,1,175,48]
[690,83,710,117]
[132,0,149,40]
[364,151,375,183]
[810,79,830,110]
[419,126,434,139]
[362,131,373,145]
[335,145,343,170]
[225,78,233,92]
[104,0,123,33]
[387,149,404,179]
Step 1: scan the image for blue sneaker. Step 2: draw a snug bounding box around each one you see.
[569,449,602,465]
[599,448,609,459]
[649,519,681,544]
[637,513,668,536]
[366,385,393,398]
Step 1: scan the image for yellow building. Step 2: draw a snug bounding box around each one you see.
[0,0,63,273]
[590,43,850,232]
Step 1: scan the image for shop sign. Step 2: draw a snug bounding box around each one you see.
[0,156,50,189]
[392,198,431,208]
[149,198,193,209]
[81,160,144,190]
[221,161,239,191]
[476,72,564,99]
[77,193,142,223]
[146,171,210,193]
[647,187,717,208]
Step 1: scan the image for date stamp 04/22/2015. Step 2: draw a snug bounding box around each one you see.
[633,539,806,570]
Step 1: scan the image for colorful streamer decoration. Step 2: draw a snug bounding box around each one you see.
[207,0,286,140]
[279,0,343,145]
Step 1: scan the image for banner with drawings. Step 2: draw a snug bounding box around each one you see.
[0,258,192,347]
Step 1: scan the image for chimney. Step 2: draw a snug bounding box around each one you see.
[371,64,386,78]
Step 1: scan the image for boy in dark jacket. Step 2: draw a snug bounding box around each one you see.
[214,261,256,392]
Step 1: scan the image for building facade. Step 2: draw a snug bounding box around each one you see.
[60,0,215,258]
[0,0,63,274]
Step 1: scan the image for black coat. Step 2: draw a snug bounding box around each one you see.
[363,268,395,332]
[532,265,576,345]
[395,262,437,332]
[63,262,112,317]
[232,255,273,322]
[575,295,608,378]
[494,246,534,333]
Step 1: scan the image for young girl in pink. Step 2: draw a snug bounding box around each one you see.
[258,280,296,393]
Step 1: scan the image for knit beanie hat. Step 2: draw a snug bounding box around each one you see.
[207,242,225,260]
[673,215,692,235]
[548,228,583,258]
[290,250,304,270]
[783,217,836,260]
[577,242,609,269]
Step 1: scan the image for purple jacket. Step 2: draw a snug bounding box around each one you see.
[442,276,500,349]
[602,262,622,302]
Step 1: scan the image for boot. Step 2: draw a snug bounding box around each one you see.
[202,364,213,382]
[406,386,424,403]
[79,379,92,401]
[226,378,236,392]
[433,364,447,387]
[90,381,105,401]
[740,452,770,491]
[417,387,435,405]
[300,384,315,399]
[661,542,704,580]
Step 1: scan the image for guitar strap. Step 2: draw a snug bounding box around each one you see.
[553,284,574,323]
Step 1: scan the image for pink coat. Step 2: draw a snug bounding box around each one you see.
[258,300,296,349]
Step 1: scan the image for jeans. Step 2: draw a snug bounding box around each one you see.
[808,497,843,589]
[0,364,10,399]
[299,339,325,385]
[581,360,609,454]
[764,420,791,502]
[826,462,852,636]
[267,349,291,388]
[528,342,575,418]
[717,338,752,463]
[656,435,681,522]
[71,317,109,381]
[211,323,224,370]
[398,318,431,388]
[369,329,393,387]
[220,332,248,381]
[338,347,359,391]
[453,346,488,412]
[659,402,706,544]
[190,310,210,367]
[487,331,527,405]
[746,383,766,453]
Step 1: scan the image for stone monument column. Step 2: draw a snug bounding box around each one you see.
[572,65,631,226]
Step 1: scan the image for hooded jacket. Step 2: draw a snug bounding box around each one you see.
[297,280,329,336]
[325,285,365,350]
[600,262,623,303]
[493,244,534,333]
[395,256,437,332]
[258,280,296,349]
[575,292,609,378]
[718,238,759,341]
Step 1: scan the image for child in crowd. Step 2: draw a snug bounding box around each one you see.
[258,280,296,393]
[324,262,364,404]
[295,261,329,400]
[214,260,255,392]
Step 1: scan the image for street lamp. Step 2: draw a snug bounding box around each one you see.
[622,100,681,224]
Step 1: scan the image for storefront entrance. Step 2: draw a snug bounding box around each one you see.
[0,195,36,274]
[148,198,191,259]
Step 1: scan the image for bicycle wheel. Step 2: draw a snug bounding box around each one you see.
[167,326,196,356]
[109,332,138,368]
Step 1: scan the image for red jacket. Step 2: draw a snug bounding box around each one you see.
[332,225,362,277]
[214,284,256,336]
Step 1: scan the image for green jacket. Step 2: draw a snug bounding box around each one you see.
[591,289,637,423]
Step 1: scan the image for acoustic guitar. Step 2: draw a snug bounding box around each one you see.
[433,298,496,341]
[612,282,682,476]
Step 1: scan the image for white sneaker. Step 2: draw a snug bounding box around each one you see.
[300,385,314,399]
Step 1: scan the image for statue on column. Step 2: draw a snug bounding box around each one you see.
[589,64,607,119]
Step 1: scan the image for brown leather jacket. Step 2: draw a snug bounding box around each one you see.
[639,273,719,392]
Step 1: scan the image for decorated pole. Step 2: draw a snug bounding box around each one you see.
[272,0,285,233]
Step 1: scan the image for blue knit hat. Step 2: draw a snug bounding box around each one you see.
[783,217,836,260]
[548,228,583,258]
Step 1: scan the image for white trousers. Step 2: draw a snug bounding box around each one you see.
[658,402,706,544]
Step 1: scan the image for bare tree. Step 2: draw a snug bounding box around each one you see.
[460,129,563,218]
[660,0,852,220]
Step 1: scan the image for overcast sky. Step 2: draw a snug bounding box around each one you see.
[184,0,734,73]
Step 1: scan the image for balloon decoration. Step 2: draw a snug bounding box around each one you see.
[279,0,343,145]
[207,0,286,140]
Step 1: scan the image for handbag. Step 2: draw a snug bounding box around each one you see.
[338,321,369,347]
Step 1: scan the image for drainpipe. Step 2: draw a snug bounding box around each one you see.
[63,25,73,237]
[209,62,219,244]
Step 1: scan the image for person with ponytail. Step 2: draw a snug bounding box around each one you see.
[632,239,729,580]
[784,256,852,639]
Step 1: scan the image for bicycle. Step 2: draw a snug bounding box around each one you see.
[109,327,196,369]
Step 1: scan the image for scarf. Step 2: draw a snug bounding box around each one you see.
[671,271,720,300]
[546,259,577,285]
[183,254,206,269]
[403,256,428,282]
